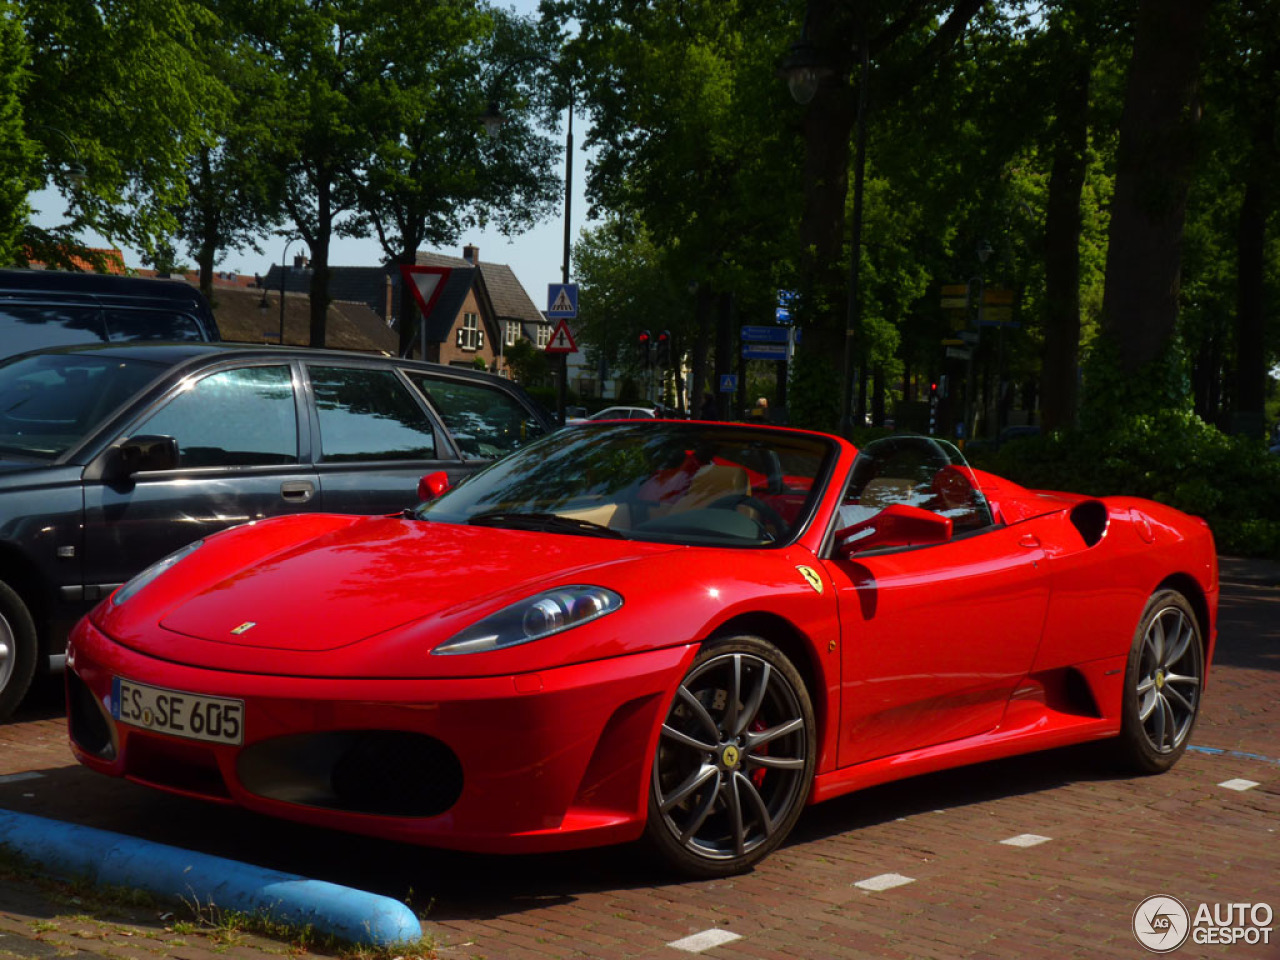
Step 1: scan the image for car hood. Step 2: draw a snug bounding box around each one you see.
[101,514,680,658]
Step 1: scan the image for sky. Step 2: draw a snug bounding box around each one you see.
[28,0,598,308]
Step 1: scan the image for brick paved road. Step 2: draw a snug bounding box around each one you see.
[0,575,1276,960]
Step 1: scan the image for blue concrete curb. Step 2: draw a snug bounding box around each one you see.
[0,810,422,947]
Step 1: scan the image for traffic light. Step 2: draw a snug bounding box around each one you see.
[637,329,652,368]
[656,330,671,367]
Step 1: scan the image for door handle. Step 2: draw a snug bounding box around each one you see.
[280,480,314,504]
[1018,534,1041,549]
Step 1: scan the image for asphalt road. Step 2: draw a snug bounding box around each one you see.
[0,573,1276,959]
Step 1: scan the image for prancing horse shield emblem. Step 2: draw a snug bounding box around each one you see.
[230,621,257,635]
[796,566,824,594]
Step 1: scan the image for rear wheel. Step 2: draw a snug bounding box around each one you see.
[1117,590,1204,773]
[0,581,38,722]
[644,636,815,877]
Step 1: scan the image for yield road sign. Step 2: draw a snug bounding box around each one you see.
[399,265,451,318]
[547,283,579,318]
[544,319,578,354]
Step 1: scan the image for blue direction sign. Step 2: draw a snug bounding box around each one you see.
[546,283,579,318]
[719,374,738,393]
[740,325,789,343]
[742,343,789,360]
[741,324,801,344]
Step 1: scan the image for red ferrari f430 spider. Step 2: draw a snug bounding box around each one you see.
[67,423,1217,876]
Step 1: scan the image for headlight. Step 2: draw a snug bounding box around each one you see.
[432,585,623,656]
[111,540,204,607]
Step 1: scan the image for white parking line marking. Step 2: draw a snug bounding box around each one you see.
[1219,778,1260,791]
[1000,833,1051,847]
[0,773,43,784]
[854,873,916,891]
[668,929,742,952]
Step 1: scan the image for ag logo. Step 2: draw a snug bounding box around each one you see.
[796,565,824,594]
[1133,895,1190,953]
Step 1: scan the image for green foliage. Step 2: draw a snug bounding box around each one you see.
[17,0,227,259]
[0,3,37,262]
[984,410,1280,557]
[504,336,550,385]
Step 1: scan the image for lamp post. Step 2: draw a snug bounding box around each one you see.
[277,236,303,344]
[35,125,87,185]
[482,57,576,423]
[781,24,869,436]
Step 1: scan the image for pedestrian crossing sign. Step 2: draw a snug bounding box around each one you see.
[547,283,579,318]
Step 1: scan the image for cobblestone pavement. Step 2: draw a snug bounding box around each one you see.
[0,568,1276,960]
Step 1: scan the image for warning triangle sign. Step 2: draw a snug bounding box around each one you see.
[544,319,578,354]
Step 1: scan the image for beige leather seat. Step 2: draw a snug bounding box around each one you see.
[667,464,750,515]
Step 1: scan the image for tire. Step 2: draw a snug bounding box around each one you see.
[1116,590,1204,774]
[0,580,38,723]
[644,635,815,877]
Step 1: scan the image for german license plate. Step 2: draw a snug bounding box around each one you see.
[112,677,244,746]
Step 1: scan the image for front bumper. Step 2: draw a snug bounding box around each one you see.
[67,618,696,854]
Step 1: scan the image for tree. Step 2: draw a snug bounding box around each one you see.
[344,1,559,357]
[0,3,37,263]
[173,2,287,300]
[548,0,801,415]
[15,0,226,265]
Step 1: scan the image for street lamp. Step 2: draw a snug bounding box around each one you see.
[36,125,87,185]
[777,21,832,106]
[277,236,303,344]
[483,56,576,423]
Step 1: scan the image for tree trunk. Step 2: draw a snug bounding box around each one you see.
[1232,105,1274,438]
[195,148,217,302]
[1040,41,1089,433]
[690,286,714,418]
[791,0,857,423]
[309,175,333,348]
[1099,0,1213,379]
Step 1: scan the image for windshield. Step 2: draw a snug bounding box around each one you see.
[0,352,166,460]
[417,421,837,547]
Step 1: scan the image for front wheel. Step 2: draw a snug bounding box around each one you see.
[1116,590,1204,773]
[0,581,38,722]
[644,636,815,877]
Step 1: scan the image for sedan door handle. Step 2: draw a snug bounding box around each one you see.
[1018,534,1041,549]
[280,480,315,504]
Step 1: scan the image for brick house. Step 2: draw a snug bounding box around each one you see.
[263,245,548,374]
[409,244,550,373]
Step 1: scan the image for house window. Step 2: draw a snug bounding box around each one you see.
[535,323,551,348]
[505,320,521,346]
[456,312,483,351]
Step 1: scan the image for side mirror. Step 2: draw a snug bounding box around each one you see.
[106,435,180,481]
[836,503,953,557]
[417,470,451,502]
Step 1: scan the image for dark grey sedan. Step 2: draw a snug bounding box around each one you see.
[0,342,552,718]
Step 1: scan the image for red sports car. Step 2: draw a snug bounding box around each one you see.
[67,423,1217,876]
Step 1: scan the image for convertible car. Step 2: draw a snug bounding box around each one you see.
[66,422,1217,876]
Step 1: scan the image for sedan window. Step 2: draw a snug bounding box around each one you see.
[405,372,546,459]
[0,352,166,459]
[136,365,298,468]
[309,365,437,462]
